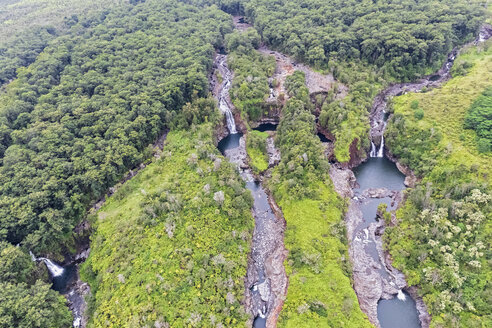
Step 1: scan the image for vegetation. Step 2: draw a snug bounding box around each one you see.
[464,86,492,153]
[0,241,72,327]
[0,0,232,254]
[0,1,233,324]
[269,72,371,326]
[226,28,276,121]
[236,0,486,163]
[246,130,269,174]
[0,0,127,86]
[243,0,484,79]
[384,39,492,327]
[82,103,254,326]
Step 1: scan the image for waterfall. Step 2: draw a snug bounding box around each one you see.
[370,141,377,157]
[217,55,237,134]
[397,290,406,301]
[377,135,384,157]
[40,258,65,277]
[30,251,65,277]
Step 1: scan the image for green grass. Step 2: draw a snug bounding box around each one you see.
[274,180,372,327]
[81,124,254,327]
[384,39,492,328]
[246,130,269,174]
[389,39,492,182]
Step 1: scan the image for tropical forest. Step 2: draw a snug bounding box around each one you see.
[0,0,490,327]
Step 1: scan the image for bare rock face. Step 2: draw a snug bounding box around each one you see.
[266,136,280,168]
[362,188,395,199]
[66,274,91,328]
[328,166,356,199]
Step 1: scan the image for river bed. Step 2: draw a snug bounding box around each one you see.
[213,50,287,327]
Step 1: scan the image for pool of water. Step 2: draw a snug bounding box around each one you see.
[354,156,420,328]
[218,133,242,154]
[317,132,331,143]
[52,264,77,293]
[354,157,406,192]
[253,316,266,328]
[378,291,421,328]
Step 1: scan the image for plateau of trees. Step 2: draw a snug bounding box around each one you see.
[243,0,485,80]
[226,28,276,121]
[0,0,126,87]
[0,0,233,255]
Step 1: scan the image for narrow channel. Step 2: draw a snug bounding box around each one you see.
[213,53,287,327]
[341,24,492,328]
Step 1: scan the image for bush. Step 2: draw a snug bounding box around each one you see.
[414,108,424,120]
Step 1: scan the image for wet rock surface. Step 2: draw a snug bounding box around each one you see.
[212,45,287,326]
[221,133,287,327]
[330,167,411,327]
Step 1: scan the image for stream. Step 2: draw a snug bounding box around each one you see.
[213,52,287,328]
[36,19,489,328]
[331,23,492,328]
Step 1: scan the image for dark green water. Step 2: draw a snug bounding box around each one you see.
[354,157,421,328]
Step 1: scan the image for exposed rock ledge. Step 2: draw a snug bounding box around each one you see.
[329,165,431,328]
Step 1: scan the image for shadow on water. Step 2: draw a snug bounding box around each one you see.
[52,264,77,293]
[253,316,266,328]
[218,133,242,154]
[354,157,406,192]
[317,132,331,143]
[253,123,277,132]
[378,291,421,328]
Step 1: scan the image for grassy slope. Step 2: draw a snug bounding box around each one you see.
[385,40,492,327]
[275,182,372,327]
[82,125,254,327]
[391,41,492,182]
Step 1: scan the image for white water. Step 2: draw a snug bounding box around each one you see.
[40,258,65,277]
[217,55,237,134]
[370,141,377,157]
[370,139,384,158]
[397,290,407,301]
[30,251,65,277]
[377,135,384,157]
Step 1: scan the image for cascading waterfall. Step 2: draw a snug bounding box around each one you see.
[41,258,65,277]
[30,251,65,277]
[397,290,407,301]
[370,141,377,157]
[377,135,384,157]
[369,138,384,158]
[217,55,237,134]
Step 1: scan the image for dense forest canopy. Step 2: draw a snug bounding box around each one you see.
[0,0,232,254]
[464,86,492,153]
[243,0,485,79]
[0,0,128,86]
[0,0,490,327]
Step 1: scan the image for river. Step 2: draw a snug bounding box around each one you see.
[213,52,287,328]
